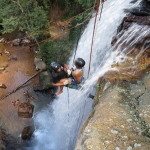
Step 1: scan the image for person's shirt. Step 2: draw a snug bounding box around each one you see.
[72,68,83,83]
[51,63,68,83]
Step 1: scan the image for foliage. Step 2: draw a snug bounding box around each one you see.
[75,0,94,9]
[61,1,82,21]
[0,0,50,38]
[69,13,90,42]
[0,0,95,67]
[0,0,94,37]
[37,32,51,41]
[40,74,46,81]
[39,38,73,70]
[57,0,93,21]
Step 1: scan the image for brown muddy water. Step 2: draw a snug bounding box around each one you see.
[0,43,52,138]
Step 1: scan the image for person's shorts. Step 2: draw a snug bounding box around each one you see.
[70,77,78,85]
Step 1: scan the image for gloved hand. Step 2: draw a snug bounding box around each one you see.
[71,67,75,71]
[63,79,69,85]
[67,69,72,76]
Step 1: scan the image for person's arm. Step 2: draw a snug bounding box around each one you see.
[64,64,72,76]
[64,64,70,70]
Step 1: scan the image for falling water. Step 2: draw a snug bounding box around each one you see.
[30,0,141,150]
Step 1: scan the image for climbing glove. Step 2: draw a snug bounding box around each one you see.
[63,79,69,85]
[67,69,72,76]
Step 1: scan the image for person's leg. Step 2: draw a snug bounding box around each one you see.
[53,79,66,86]
[55,85,64,95]
[53,78,71,96]
[53,78,71,86]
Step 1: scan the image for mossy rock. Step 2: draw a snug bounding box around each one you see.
[33,71,54,91]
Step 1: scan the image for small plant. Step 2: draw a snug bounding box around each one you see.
[96,83,101,91]
[40,74,46,81]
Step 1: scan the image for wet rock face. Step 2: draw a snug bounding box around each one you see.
[75,79,150,150]
[112,15,150,49]
[140,0,150,12]
[108,6,150,84]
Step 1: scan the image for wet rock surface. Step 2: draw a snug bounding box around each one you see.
[75,76,150,150]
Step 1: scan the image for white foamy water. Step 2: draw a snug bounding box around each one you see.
[31,0,141,150]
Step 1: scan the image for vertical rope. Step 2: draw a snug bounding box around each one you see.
[72,0,93,65]
[67,87,69,120]
[88,0,104,78]
[73,0,104,147]
[72,19,85,65]
[99,0,104,21]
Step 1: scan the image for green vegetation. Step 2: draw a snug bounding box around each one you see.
[0,0,96,63]
[38,38,73,70]
[38,0,94,66]
[40,73,46,81]
[75,0,95,9]
[0,0,50,38]
[0,0,95,35]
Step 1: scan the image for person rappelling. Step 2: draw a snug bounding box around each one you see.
[51,58,85,96]
[51,62,70,84]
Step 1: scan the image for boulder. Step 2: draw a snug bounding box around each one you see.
[34,57,46,71]
[21,126,34,140]
[18,102,34,118]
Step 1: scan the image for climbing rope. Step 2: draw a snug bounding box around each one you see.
[30,6,95,37]
[69,0,102,148]
[67,87,70,119]
[72,7,88,66]
[15,15,94,51]
[63,6,94,23]
[72,0,104,145]
[99,0,104,21]
[0,70,43,101]
[88,0,104,78]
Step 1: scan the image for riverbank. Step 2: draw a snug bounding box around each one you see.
[0,42,39,136]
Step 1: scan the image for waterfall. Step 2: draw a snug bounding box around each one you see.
[30,0,140,150]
